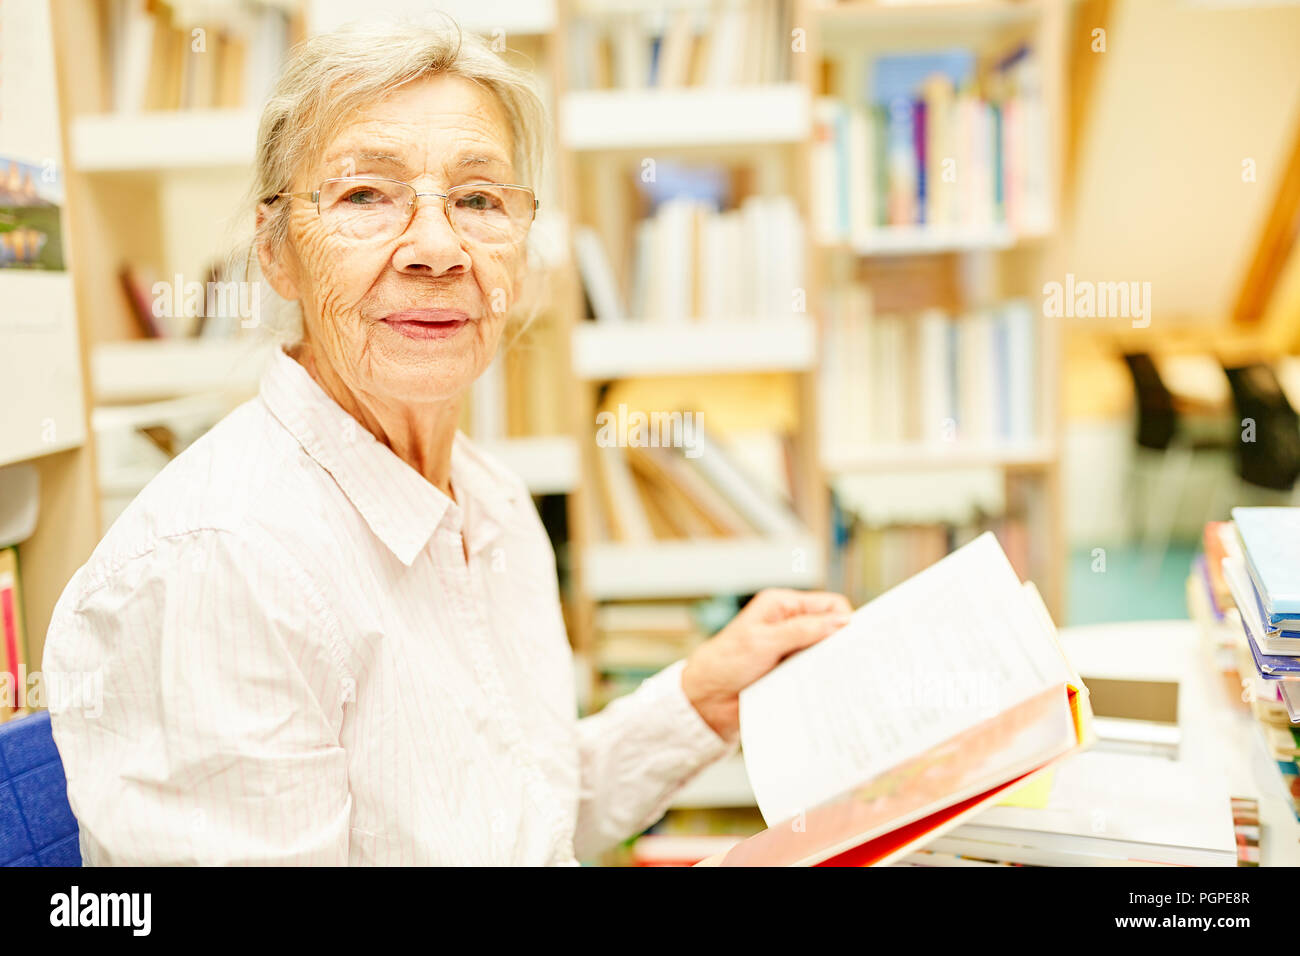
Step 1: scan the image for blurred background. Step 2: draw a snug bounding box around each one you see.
[3,0,1300,863]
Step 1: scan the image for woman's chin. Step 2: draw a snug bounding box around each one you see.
[363,349,479,405]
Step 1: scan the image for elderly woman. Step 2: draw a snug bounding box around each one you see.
[44,22,851,865]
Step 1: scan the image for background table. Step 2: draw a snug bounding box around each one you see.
[1059,620,1300,867]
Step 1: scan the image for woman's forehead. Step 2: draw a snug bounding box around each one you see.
[317,77,514,177]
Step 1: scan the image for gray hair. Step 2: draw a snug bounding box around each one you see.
[240,18,548,345]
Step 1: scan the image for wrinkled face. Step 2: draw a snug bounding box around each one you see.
[265,74,526,406]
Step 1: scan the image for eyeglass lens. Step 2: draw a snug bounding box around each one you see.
[317,178,534,244]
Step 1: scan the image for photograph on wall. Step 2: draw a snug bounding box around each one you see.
[0,155,64,270]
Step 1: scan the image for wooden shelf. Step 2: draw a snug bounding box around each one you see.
[309,0,556,36]
[584,535,824,601]
[91,338,273,403]
[670,754,756,809]
[560,84,811,150]
[572,317,818,379]
[822,441,1056,474]
[816,0,1041,27]
[91,393,235,433]
[0,273,88,468]
[71,110,258,172]
[96,438,577,498]
[478,435,580,495]
[815,0,1043,51]
[834,225,1021,257]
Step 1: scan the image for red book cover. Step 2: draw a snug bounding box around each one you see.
[721,682,1089,867]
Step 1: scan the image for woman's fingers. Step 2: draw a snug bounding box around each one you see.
[752,588,853,624]
[763,609,852,659]
[804,591,854,617]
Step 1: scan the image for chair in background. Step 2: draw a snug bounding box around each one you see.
[1121,352,1233,575]
[0,710,80,866]
[1223,362,1300,498]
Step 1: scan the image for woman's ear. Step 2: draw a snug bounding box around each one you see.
[255,203,300,302]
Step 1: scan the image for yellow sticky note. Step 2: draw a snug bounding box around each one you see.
[997,769,1056,809]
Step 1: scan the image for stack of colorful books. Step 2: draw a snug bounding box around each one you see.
[1196,508,1300,822]
[1187,520,1247,675]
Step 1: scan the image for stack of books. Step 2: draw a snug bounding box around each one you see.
[628,802,767,867]
[0,547,30,724]
[588,422,802,546]
[819,291,1038,453]
[812,46,1051,242]
[105,0,292,113]
[906,751,1237,867]
[832,517,1031,610]
[1186,520,1247,675]
[574,194,805,324]
[590,601,709,710]
[1196,508,1300,822]
[567,0,792,91]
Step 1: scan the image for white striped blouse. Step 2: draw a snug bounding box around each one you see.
[43,346,735,865]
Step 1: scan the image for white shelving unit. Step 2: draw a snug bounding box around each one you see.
[557,2,830,679]
[816,0,1041,34]
[846,224,1017,257]
[91,338,274,403]
[822,440,1056,474]
[571,317,817,380]
[807,0,1068,616]
[479,435,580,496]
[308,0,556,36]
[670,754,756,810]
[71,110,259,172]
[561,84,810,150]
[584,536,824,601]
[0,273,88,467]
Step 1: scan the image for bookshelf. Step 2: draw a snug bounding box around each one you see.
[806,0,1068,616]
[553,0,831,697]
[3,0,102,678]
[557,5,1069,778]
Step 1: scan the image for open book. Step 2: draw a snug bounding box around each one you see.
[719,532,1093,867]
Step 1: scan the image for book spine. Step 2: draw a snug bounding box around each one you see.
[912,99,927,226]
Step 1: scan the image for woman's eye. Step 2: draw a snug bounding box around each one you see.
[457,191,501,212]
[343,189,385,205]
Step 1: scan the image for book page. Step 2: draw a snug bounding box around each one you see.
[739,532,1073,826]
[724,683,1079,866]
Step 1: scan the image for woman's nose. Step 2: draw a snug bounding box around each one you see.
[391,196,472,276]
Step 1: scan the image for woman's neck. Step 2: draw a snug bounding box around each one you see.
[289,341,462,502]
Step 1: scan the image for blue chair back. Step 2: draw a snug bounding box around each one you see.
[0,711,80,866]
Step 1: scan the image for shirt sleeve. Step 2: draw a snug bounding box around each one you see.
[42,527,353,866]
[573,658,739,860]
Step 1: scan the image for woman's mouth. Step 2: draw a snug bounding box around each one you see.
[380,309,471,340]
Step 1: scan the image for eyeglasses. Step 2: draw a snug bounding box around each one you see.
[273,177,538,246]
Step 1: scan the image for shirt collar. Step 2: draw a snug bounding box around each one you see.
[258,346,521,566]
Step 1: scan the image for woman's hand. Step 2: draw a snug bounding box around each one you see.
[680,589,854,742]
